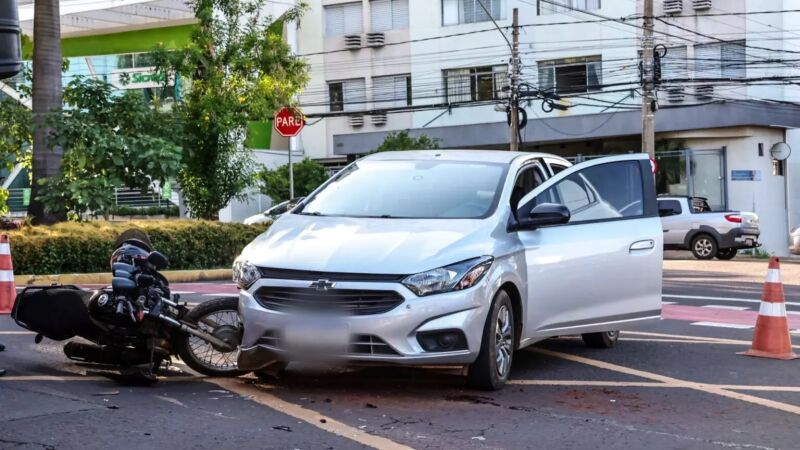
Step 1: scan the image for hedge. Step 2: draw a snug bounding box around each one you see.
[5,220,269,275]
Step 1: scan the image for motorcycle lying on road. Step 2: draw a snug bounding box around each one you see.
[11,230,243,382]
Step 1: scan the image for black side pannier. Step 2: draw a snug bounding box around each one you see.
[12,286,99,341]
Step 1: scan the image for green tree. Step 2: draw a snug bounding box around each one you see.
[153,0,309,219]
[38,77,182,219]
[371,131,440,153]
[0,96,32,214]
[257,158,328,203]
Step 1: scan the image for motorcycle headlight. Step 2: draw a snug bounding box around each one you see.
[402,256,493,297]
[233,258,260,289]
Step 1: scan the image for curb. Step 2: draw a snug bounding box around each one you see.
[17,269,233,286]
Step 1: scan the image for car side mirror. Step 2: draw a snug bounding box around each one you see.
[147,251,169,271]
[518,203,571,230]
[112,276,137,293]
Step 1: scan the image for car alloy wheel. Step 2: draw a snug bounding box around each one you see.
[495,304,513,378]
[694,238,714,258]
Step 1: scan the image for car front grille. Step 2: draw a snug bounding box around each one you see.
[253,286,404,316]
[258,267,406,283]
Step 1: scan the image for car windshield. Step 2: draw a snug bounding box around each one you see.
[297,159,507,219]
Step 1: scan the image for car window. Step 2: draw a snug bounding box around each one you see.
[511,164,546,213]
[658,199,682,216]
[549,163,568,176]
[297,160,507,219]
[531,161,644,224]
[690,197,712,213]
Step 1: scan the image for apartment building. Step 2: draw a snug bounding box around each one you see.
[296,0,800,255]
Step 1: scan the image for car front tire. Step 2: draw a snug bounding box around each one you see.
[467,290,515,391]
[691,234,718,260]
[582,330,619,348]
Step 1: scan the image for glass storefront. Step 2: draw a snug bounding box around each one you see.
[655,148,726,210]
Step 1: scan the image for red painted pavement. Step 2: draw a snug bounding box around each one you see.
[662,304,800,328]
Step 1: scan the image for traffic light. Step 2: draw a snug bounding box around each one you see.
[0,0,22,80]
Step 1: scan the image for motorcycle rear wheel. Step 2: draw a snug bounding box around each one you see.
[175,297,245,377]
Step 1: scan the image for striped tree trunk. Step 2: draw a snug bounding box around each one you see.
[28,0,64,224]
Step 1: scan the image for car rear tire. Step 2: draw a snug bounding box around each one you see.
[691,234,718,260]
[467,290,514,391]
[715,248,737,260]
[582,330,619,349]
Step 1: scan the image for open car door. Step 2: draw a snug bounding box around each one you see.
[514,153,662,341]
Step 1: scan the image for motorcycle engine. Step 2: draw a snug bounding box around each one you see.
[90,292,142,327]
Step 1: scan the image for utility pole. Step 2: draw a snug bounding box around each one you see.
[509,8,520,152]
[641,0,656,158]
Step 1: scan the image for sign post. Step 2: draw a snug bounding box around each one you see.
[274,107,305,199]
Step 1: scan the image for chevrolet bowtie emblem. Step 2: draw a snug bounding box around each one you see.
[310,279,336,291]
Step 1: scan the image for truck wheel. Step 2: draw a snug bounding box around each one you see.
[691,234,717,260]
[715,248,737,260]
[467,290,514,391]
[582,330,619,348]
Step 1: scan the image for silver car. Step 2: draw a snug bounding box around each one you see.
[234,151,663,390]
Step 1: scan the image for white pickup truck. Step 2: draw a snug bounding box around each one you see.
[658,196,760,260]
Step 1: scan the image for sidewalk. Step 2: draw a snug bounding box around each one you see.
[664,259,799,286]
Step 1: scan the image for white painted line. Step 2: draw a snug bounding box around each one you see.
[202,293,237,297]
[661,301,677,305]
[170,291,196,295]
[701,305,750,311]
[0,331,35,335]
[690,321,753,330]
[791,330,800,336]
[787,311,800,316]
[664,294,800,307]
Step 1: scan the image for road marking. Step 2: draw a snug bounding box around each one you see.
[210,378,414,450]
[0,331,35,335]
[690,321,753,329]
[0,374,204,382]
[202,293,238,297]
[701,305,750,311]
[508,379,800,393]
[170,290,196,295]
[619,338,724,344]
[624,331,800,349]
[531,348,800,415]
[664,294,800,307]
[661,301,677,305]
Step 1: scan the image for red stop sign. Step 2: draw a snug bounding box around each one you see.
[274,107,305,137]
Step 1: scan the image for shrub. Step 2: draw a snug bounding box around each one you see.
[108,205,180,217]
[5,220,268,274]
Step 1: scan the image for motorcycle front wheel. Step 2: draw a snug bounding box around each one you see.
[175,297,246,377]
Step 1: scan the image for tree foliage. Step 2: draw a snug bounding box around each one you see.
[38,77,182,219]
[0,96,32,215]
[152,0,309,219]
[371,131,440,153]
[257,158,329,203]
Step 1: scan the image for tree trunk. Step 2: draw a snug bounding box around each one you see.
[28,0,64,225]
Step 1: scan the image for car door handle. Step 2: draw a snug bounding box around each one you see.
[630,239,655,252]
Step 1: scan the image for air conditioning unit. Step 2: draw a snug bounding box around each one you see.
[692,0,712,11]
[349,115,364,127]
[366,32,385,48]
[666,87,685,102]
[695,84,714,100]
[371,112,387,126]
[344,35,362,50]
[663,0,683,14]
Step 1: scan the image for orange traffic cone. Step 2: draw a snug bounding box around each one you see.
[738,257,798,360]
[0,234,15,314]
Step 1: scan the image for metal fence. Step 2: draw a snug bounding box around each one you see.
[6,187,178,216]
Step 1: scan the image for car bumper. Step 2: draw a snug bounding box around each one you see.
[720,227,760,249]
[237,278,494,371]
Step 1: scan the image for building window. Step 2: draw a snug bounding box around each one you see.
[694,41,746,79]
[329,79,367,112]
[442,0,503,26]
[116,52,156,69]
[661,45,688,80]
[373,74,412,108]
[325,2,363,37]
[538,0,600,15]
[443,66,507,103]
[537,56,602,95]
[371,0,409,32]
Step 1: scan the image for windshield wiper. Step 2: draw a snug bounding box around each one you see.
[298,211,324,216]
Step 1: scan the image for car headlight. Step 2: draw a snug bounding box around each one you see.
[233,258,260,289]
[402,256,493,297]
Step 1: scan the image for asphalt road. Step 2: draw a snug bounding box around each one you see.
[1,273,799,450]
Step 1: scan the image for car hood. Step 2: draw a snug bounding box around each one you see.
[240,213,501,275]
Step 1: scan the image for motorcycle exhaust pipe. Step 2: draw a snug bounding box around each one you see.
[156,314,236,352]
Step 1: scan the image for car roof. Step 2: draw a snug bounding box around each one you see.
[362,149,561,165]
